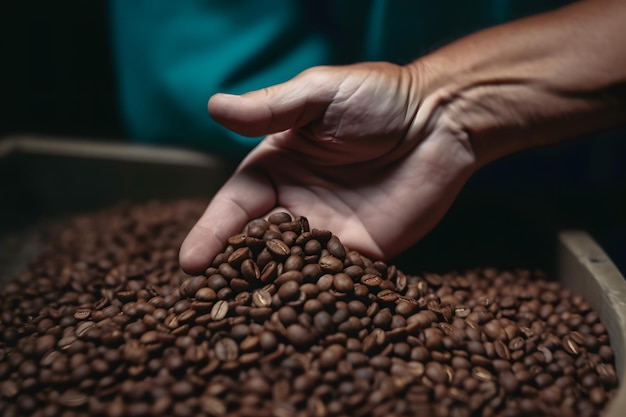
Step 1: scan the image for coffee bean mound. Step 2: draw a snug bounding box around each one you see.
[0,200,619,417]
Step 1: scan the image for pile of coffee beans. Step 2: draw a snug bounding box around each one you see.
[0,200,619,417]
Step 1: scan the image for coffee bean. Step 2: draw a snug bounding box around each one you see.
[240,259,260,281]
[286,324,314,348]
[562,335,581,356]
[0,380,19,398]
[483,320,505,340]
[278,306,298,327]
[313,311,335,334]
[499,371,518,393]
[333,273,354,293]
[274,270,304,287]
[319,256,343,273]
[201,397,227,415]
[171,380,195,398]
[260,261,279,283]
[180,275,207,298]
[425,361,448,385]
[215,337,239,362]
[472,366,493,382]
[228,247,251,267]
[360,274,382,287]
[422,328,444,349]
[589,386,608,405]
[319,345,346,369]
[252,289,272,308]
[227,232,248,247]
[58,389,88,408]
[599,345,614,362]
[494,340,510,360]
[35,334,57,356]
[362,328,386,354]
[277,281,300,302]
[302,264,322,281]
[326,236,346,258]
[377,289,399,303]
[211,300,229,321]
[266,239,290,258]
[281,254,302,272]
[540,384,562,405]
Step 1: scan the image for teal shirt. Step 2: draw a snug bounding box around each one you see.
[109,0,571,160]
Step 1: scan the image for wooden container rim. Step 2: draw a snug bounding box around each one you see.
[558,231,626,416]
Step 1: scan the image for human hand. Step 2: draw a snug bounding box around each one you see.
[179,62,477,273]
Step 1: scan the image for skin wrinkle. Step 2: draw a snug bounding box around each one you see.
[381,73,419,161]
[316,73,414,165]
[445,81,605,165]
[323,76,360,141]
[292,100,321,134]
[429,79,542,166]
[292,71,338,134]
[261,87,278,133]
[399,73,415,138]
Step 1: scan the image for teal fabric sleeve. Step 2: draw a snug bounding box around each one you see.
[109,0,332,159]
[109,0,572,159]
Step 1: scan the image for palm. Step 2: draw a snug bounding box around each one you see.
[241,128,472,260]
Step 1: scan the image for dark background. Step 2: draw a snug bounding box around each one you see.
[0,0,624,276]
[0,0,123,140]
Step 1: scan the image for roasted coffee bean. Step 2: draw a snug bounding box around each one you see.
[422,327,444,349]
[319,255,343,273]
[277,281,300,302]
[361,273,382,287]
[278,251,301,270]
[483,320,505,340]
[278,306,298,326]
[211,300,229,321]
[260,261,279,283]
[494,340,511,360]
[316,274,334,291]
[180,275,207,298]
[228,247,251,267]
[333,273,354,293]
[266,239,290,258]
[286,324,315,348]
[35,334,57,355]
[326,236,346,258]
[240,259,260,281]
[215,337,239,362]
[252,289,272,308]
[274,270,304,286]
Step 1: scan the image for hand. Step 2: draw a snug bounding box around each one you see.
[179,62,477,274]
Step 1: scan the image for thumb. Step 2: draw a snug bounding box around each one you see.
[208,67,338,137]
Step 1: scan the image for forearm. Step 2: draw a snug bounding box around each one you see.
[411,0,626,166]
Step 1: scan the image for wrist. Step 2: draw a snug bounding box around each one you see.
[405,54,554,169]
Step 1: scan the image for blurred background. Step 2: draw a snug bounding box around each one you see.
[0,1,123,140]
[1,0,624,275]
